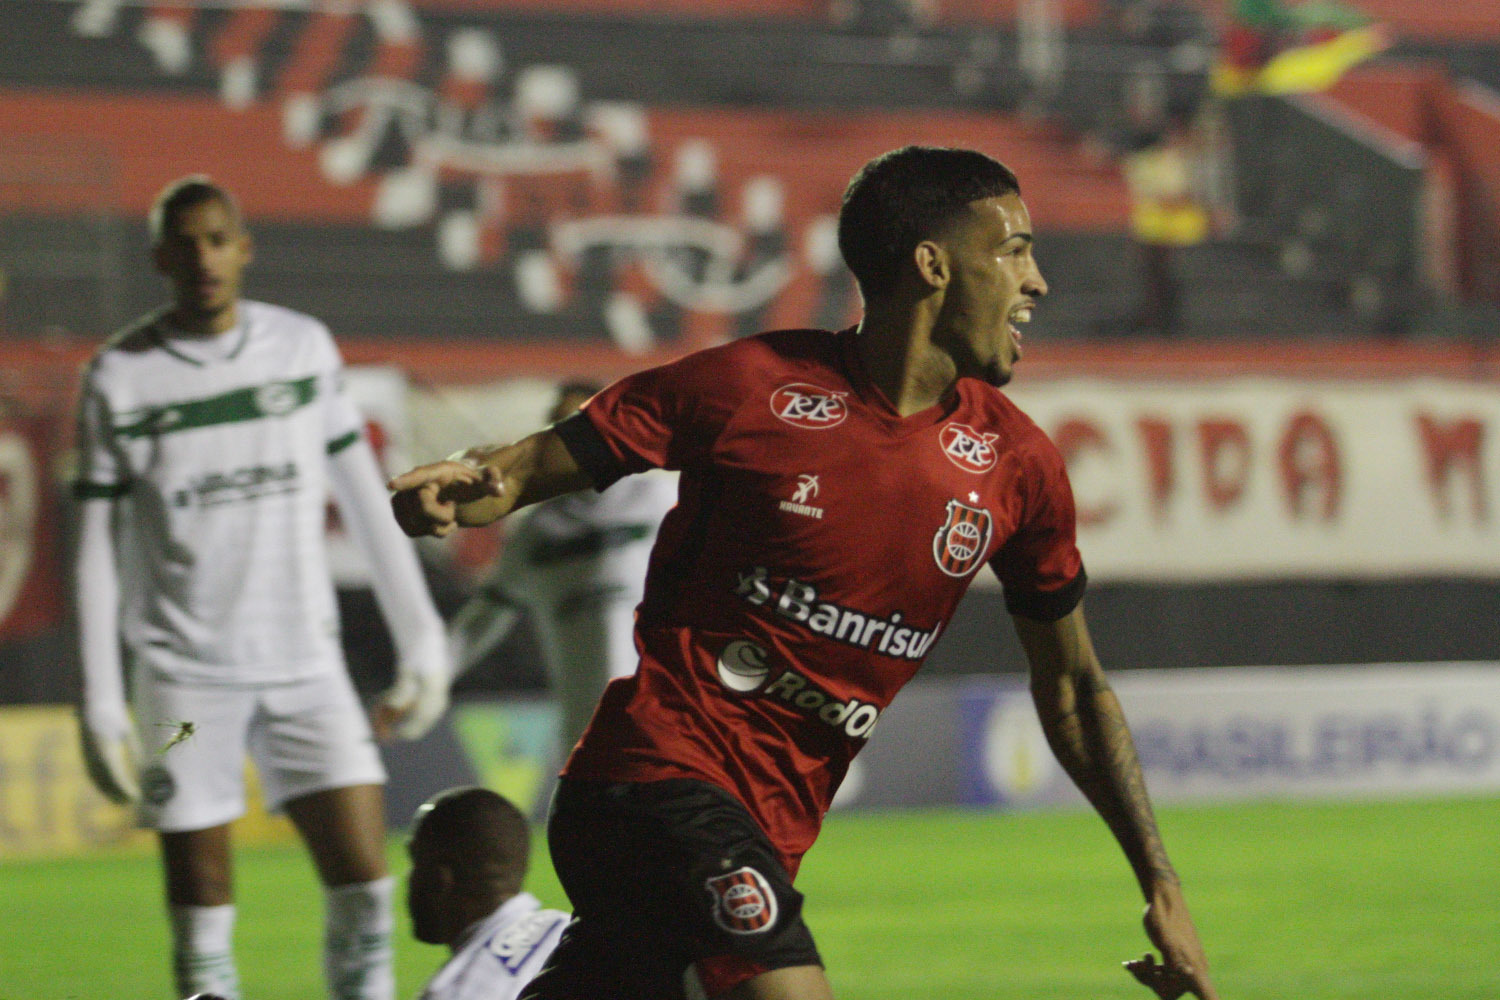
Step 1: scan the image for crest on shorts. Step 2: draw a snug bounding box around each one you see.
[932,499,993,577]
[705,866,778,935]
[141,764,176,805]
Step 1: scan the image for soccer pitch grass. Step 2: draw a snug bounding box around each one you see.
[3,796,1495,1000]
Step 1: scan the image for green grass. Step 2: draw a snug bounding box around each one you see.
[2,796,1497,999]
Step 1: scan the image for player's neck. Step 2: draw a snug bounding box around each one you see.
[854,309,957,417]
[167,300,240,336]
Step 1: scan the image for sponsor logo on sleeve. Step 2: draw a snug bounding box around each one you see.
[770,384,848,429]
[705,867,778,934]
[939,423,1000,473]
[932,499,993,577]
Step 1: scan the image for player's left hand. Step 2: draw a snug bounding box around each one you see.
[373,654,450,742]
[1125,881,1219,999]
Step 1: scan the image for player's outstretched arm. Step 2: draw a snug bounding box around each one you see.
[388,427,593,537]
[1013,605,1218,1000]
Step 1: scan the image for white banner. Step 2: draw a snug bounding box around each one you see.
[1004,377,1500,581]
[400,373,1500,583]
[975,663,1500,807]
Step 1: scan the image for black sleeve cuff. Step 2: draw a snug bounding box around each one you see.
[553,412,628,492]
[1003,564,1087,622]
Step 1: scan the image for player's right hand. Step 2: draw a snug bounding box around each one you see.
[78,703,142,805]
[387,461,502,537]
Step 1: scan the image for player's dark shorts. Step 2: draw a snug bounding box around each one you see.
[520,776,822,999]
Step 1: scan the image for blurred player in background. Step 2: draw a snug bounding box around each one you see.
[73,176,451,1000]
[446,379,676,758]
[389,146,1218,1000]
[407,786,570,1000]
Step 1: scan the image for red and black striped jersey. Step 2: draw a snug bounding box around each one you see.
[557,327,1084,871]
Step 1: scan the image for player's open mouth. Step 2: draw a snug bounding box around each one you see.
[1008,306,1032,354]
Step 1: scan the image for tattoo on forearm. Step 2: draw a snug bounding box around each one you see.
[1038,669,1178,892]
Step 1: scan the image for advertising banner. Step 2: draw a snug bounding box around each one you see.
[0,706,294,859]
[377,665,1500,823]
[1001,378,1500,582]
[400,373,1500,585]
[961,663,1500,808]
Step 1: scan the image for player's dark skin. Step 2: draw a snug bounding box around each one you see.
[389,191,1217,1000]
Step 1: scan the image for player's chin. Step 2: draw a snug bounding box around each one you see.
[982,360,1014,387]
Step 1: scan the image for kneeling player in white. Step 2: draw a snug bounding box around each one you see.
[74,176,450,1000]
[407,788,569,1000]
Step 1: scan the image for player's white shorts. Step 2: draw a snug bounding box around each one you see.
[132,665,386,832]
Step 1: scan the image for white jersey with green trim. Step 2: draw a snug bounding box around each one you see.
[417,893,568,1000]
[74,300,366,684]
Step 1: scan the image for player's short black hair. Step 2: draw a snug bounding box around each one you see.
[837,146,1021,299]
[149,175,241,246]
[412,786,531,896]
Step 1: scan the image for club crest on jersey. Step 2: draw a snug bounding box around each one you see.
[705,867,778,934]
[254,381,301,416]
[770,383,848,429]
[932,499,993,577]
[940,423,1000,473]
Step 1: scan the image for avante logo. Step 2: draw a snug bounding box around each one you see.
[779,474,825,519]
[940,423,1000,473]
[933,499,993,577]
[770,384,848,429]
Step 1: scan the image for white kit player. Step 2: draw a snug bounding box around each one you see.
[406,787,569,1000]
[72,176,450,1000]
[447,381,676,757]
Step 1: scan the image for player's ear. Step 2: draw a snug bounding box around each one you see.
[238,228,254,267]
[913,240,948,290]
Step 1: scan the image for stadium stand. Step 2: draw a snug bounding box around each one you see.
[7,0,1497,346]
[3,0,1500,710]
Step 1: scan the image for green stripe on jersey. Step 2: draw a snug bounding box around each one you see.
[114,376,318,439]
[326,429,360,454]
[73,480,129,499]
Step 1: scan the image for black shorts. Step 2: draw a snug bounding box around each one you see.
[520,777,822,1000]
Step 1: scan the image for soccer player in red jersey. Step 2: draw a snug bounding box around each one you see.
[390,146,1219,1000]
